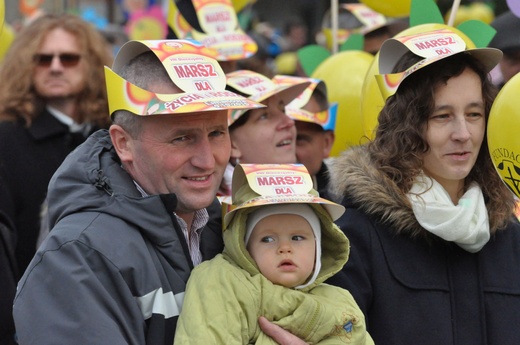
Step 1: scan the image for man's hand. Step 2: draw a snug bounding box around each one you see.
[258,316,309,345]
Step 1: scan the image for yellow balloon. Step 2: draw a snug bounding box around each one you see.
[487,72,520,199]
[359,0,411,17]
[445,3,495,26]
[468,3,494,24]
[311,50,374,157]
[361,24,477,140]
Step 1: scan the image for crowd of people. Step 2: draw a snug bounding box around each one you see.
[1,1,520,345]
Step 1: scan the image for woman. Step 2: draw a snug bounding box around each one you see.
[218,70,309,196]
[327,29,520,344]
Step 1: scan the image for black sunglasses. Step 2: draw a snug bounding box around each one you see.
[33,53,82,67]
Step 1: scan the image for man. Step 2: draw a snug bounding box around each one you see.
[0,14,113,275]
[276,76,336,200]
[13,39,308,345]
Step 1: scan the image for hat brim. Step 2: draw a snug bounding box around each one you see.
[223,194,345,229]
[222,163,345,228]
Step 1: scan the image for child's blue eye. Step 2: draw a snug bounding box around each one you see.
[261,236,274,243]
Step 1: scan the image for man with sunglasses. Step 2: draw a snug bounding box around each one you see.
[0,14,113,280]
[0,15,112,345]
[13,39,311,345]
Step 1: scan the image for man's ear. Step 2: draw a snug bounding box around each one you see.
[323,131,335,158]
[109,125,134,164]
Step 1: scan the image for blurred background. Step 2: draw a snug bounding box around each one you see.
[1,0,511,44]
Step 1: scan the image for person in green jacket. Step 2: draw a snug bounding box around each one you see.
[175,163,373,344]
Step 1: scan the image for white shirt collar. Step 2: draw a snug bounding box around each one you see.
[47,105,90,134]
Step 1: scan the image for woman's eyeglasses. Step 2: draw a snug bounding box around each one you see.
[33,53,82,68]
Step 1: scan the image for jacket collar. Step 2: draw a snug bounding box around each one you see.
[329,145,427,239]
[27,108,70,141]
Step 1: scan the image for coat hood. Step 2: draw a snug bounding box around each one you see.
[222,185,350,291]
[329,145,428,239]
[46,130,179,245]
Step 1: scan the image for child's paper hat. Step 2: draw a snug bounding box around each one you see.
[222,163,345,228]
[226,70,310,126]
[375,28,502,99]
[105,39,264,117]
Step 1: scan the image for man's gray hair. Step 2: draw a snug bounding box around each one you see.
[112,51,177,137]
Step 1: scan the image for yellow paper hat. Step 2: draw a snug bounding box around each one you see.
[226,70,310,126]
[105,39,264,117]
[375,28,502,100]
[222,163,345,228]
[322,3,388,50]
[167,0,257,61]
[274,76,337,131]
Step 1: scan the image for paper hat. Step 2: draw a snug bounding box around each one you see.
[167,0,257,61]
[222,163,345,229]
[274,76,337,131]
[226,70,310,126]
[105,39,264,117]
[322,3,388,49]
[342,3,388,35]
[376,28,502,99]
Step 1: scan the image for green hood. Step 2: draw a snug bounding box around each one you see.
[222,185,350,292]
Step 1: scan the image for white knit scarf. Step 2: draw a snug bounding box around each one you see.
[407,174,490,253]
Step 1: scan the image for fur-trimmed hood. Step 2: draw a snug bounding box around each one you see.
[329,145,429,239]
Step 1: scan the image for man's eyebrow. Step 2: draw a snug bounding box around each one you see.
[211,124,229,131]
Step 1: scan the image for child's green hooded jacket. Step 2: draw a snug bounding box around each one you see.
[174,184,373,345]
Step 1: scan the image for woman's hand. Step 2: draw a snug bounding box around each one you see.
[258,316,309,345]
